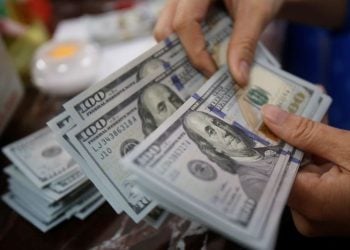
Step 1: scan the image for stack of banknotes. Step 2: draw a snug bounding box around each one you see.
[43,9,330,249]
[1,128,105,232]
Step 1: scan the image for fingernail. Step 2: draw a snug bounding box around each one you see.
[239,60,250,84]
[262,105,289,126]
[203,69,213,78]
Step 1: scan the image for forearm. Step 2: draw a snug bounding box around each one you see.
[279,0,347,29]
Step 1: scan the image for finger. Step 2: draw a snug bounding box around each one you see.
[262,105,350,168]
[154,0,179,41]
[227,1,270,86]
[314,84,326,93]
[291,207,350,237]
[290,209,328,237]
[288,163,341,220]
[299,162,333,175]
[288,168,327,221]
[311,154,328,165]
[173,0,217,77]
[223,0,234,17]
[288,165,321,209]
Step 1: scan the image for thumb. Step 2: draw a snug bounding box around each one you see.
[262,104,350,168]
[227,2,269,86]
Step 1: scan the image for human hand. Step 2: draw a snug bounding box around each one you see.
[262,104,350,236]
[153,0,284,86]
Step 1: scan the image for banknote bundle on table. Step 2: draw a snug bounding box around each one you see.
[1,127,105,232]
[47,8,331,249]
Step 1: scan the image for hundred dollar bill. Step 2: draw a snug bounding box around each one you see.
[259,96,331,249]
[9,176,97,222]
[133,76,330,248]
[258,93,332,233]
[47,112,122,213]
[121,64,330,249]
[8,176,95,219]
[64,32,279,222]
[66,68,181,221]
[49,112,170,225]
[2,128,79,188]
[2,182,100,232]
[2,193,67,233]
[60,14,238,221]
[8,180,65,221]
[66,61,285,223]
[4,165,86,203]
[59,12,281,221]
[253,95,331,249]
[255,87,332,229]
[196,62,324,144]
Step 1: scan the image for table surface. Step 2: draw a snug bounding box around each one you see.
[0,87,349,250]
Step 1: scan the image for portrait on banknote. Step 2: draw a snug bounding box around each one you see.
[137,58,168,81]
[183,110,281,202]
[120,139,140,157]
[41,146,63,158]
[187,160,218,181]
[138,83,184,136]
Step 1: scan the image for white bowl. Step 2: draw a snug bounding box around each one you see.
[32,40,101,96]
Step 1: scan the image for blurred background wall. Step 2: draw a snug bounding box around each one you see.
[282,23,350,129]
[1,0,349,129]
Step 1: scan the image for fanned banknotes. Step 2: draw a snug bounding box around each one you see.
[44,8,332,249]
[121,65,331,249]
[51,10,282,224]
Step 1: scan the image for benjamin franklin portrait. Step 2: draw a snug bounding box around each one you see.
[137,58,167,81]
[183,111,281,202]
[138,83,184,136]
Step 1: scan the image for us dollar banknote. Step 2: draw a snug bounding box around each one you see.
[252,94,331,249]
[2,128,79,188]
[4,165,86,203]
[2,181,99,232]
[45,7,333,245]
[121,64,330,249]
[49,111,170,226]
[57,9,282,223]
[64,44,283,223]
[48,112,123,213]
[2,193,67,232]
[66,59,195,222]
[49,13,230,222]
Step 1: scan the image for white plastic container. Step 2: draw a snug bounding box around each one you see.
[31,40,101,96]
